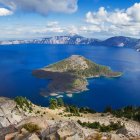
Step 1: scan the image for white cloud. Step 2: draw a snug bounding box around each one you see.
[29,21,65,35]
[67,25,79,34]
[0,8,13,16]
[86,7,131,25]
[0,0,78,16]
[80,25,101,32]
[45,21,64,33]
[127,3,140,22]
[85,3,140,37]
[47,21,59,27]
[86,7,107,25]
[108,11,130,25]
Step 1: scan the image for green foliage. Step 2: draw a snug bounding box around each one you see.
[49,98,58,109]
[104,106,113,113]
[49,98,65,109]
[78,120,100,129]
[22,123,41,133]
[77,120,123,132]
[100,121,123,132]
[14,96,33,112]
[36,110,40,114]
[111,106,140,122]
[65,105,70,112]
[65,105,80,116]
[103,106,140,122]
[65,104,96,116]
[45,56,121,78]
[57,98,64,107]
[79,107,96,114]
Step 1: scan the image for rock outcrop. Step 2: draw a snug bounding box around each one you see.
[0,97,140,140]
[0,97,26,128]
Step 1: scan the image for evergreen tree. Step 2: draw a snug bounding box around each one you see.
[57,98,64,107]
[49,98,58,109]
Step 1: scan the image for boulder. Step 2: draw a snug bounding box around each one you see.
[0,97,16,115]
[16,117,48,130]
[26,133,40,140]
[5,132,18,140]
[0,97,26,128]
[57,121,85,140]
[0,117,11,128]
[116,127,128,135]
[111,134,122,140]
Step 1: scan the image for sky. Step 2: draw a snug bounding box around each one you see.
[0,0,140,40]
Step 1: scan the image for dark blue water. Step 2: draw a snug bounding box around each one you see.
[0,44,140,111]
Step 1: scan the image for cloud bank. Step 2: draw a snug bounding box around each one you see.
[1,2,140,39]
[84,3,140,37]
[0,0,78,16]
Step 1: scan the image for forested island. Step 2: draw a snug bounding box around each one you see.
[33,55,122,96]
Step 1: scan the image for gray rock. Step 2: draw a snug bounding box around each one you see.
[25,133,40,140]
[57,121,85,140]
[0,97,16,115]
[0,117,10,127]
[116,127,128,135]
[111,134,122,140]
[0,97,26,128]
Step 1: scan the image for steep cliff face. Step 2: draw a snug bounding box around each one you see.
[0,34,100,45]
[0,35,140,52]
[0,97,85,140]
[0,97,26,128]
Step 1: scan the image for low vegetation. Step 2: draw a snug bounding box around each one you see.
[104,106,140,123]
[15,96,33,113]
[49,98,64,109]
[46,56,122,78]
[49,98,140,123]
[49,98,96,116]
[77,120,123,132]
[22,123,41,133]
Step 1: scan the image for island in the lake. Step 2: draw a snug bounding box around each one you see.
[32,55,122,96]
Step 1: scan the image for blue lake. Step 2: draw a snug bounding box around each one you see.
[0,44,140,111]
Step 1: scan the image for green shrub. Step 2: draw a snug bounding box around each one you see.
[104,106,113,113]
[57,98,64,107]
[14,96,33,111]
[22,123,41,133]
[77,120,123,132]
[49,98,58,109]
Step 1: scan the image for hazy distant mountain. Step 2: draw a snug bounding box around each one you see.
[0,35,140,51]
[135,39,140,52]
[31,34,101,45]
[102,36,139,48]
[0,40,30,45]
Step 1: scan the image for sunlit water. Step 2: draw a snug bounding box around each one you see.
[0,44,140,111]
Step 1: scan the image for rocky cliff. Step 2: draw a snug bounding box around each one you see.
[0,35,140,51]
[0,97,140,140]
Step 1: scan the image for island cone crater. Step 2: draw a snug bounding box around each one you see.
[32,55,122,96]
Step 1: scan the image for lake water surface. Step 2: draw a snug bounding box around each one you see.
[0,44,140,111]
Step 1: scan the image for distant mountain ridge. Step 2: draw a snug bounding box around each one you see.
[0,34,140,51]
